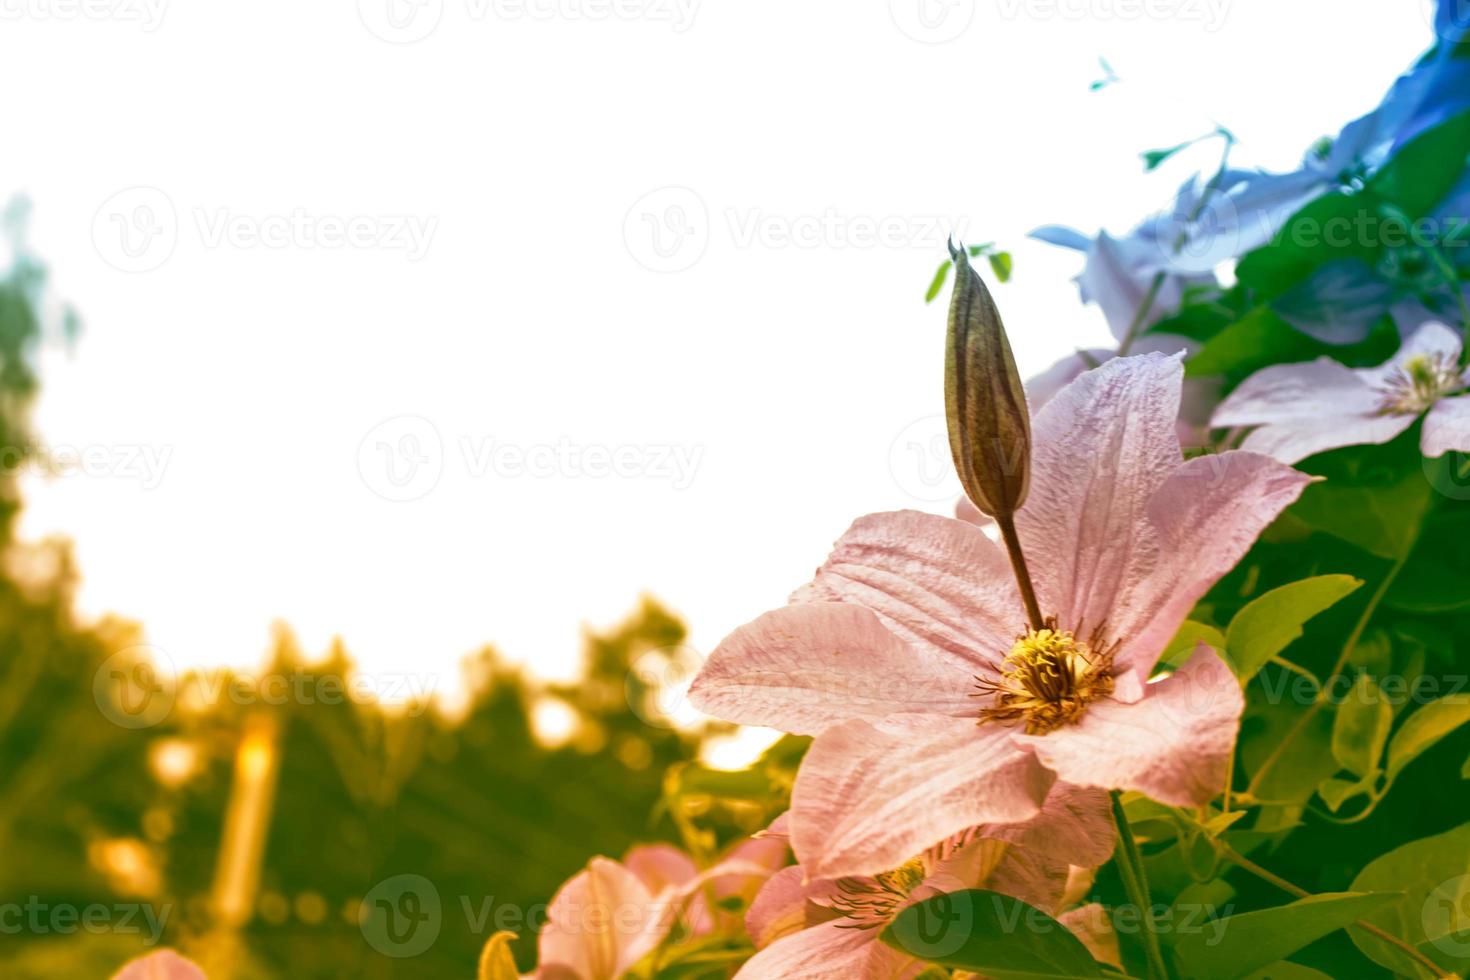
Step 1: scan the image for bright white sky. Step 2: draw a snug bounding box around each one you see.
[0,0,1436,701]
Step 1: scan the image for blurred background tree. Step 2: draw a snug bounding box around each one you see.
[0,202,724,978]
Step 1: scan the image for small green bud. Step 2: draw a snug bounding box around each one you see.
[944,243,1032,519]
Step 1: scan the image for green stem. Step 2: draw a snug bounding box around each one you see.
[1117,272,1167,357]
[996,513,1045,631]
[1217,842,1454,979]
[1110,791,1170,980]
[1245,548,1410,799]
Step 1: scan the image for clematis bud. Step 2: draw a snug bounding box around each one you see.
[944,242,1032,519]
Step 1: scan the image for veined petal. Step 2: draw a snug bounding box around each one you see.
[1015,353,1183,646]
[538,857,669,980]
[791,714,1053,880]
[623,843,697,896]
[975,783,1115,872]
[1423,394,1470,458]
[1358,320,1464,389]
[1238,413,1416,465]
[1015,647,1243,806]
[1211,357,1380,426]
[734,919,921,980]
[793,510,1022,678]
[746,866,815,950]
[690,603,975,735]
[1114,450,1312,681]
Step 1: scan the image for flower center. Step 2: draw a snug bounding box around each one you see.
[1377,353,1463,415]
[975,621,1115,735]
[830,857,928,929]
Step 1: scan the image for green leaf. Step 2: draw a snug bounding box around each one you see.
[1291,468,1431,559]
[1184,306,1318,378]
[1332,674,1392,779]
[1160,620,1227,670]
[925,261,952,303]
[987,251,1013,283]
[1463,753,1470,779]
[1172,892,1396,980]
[881,889,1104,978]
[1386,695,1470,783]
[1367,109,1470,217]
[1240,964,1334,979]
[1225,575,1362,681]
[1317,774,1374,813]
[1350,820,1470,977]
[1386,558,1470,613]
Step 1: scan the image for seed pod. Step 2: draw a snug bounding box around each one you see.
[945,243,1032,518]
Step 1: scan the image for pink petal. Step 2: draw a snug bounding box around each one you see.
[746,866,813,949]
[690,603,975,735]
[1014,353,1184,649]
[624,843,697,895]
[727,833,792,875]
[1212,357,1380,427]
[954,494,987,526]
[791,714,1053,879]
[1423,395,1470,458]
[791,510,1022,678]
[1026,348,1113,412]
[734,920,922,980]
[538,857,669,980]
[1058,903,1123,969]
[112,952,207,980]
[1113,450,1312,682]
[1237,413,1415,465]
[1015,646,1243,806]
[977,783,1115,871]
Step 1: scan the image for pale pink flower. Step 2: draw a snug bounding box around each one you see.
[112,951,207,980]
[534,836,788,979]
[692,353,1310,880]
[1211,320,1470,463]
[737,786,1113,980]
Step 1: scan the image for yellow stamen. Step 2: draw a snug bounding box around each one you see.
[976,620,1115,734]
[1378,353,1463,415]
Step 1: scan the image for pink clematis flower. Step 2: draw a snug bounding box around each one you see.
[1211,321,1470,463]
[112,951,207,980]
[692,353,1310,880]
[737,785,1113,980]
[533,836,788,979]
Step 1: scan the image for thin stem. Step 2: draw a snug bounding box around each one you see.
[995,512,1045,631]
[1245,549,1410,799]
[1117,271,1167,356]
[1217,842,1453,979]
[1110,791,1170,980]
